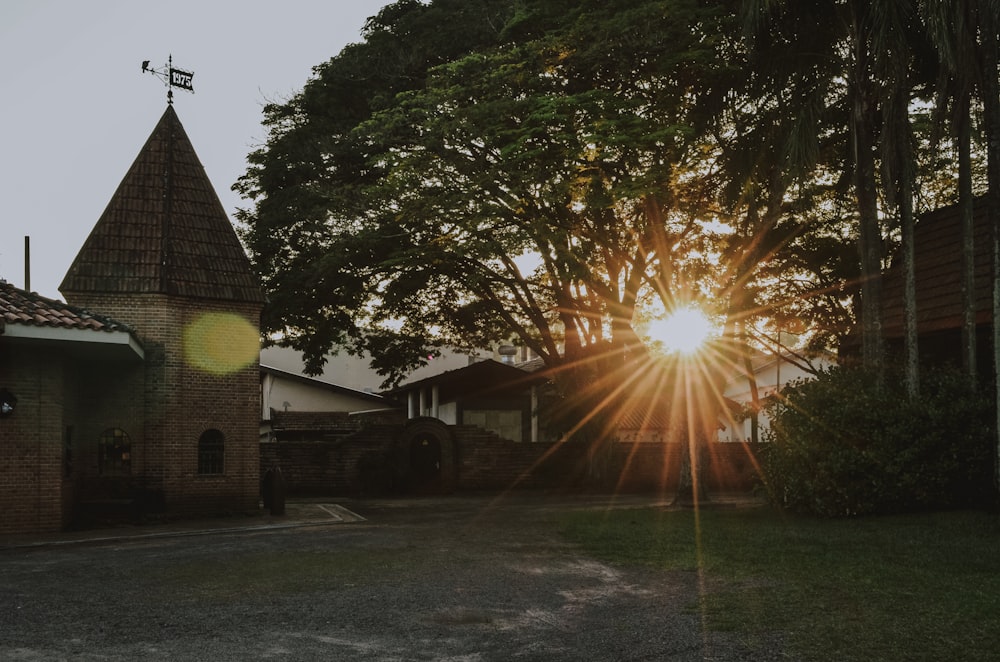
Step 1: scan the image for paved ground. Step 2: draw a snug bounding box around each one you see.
[0,493,778,661]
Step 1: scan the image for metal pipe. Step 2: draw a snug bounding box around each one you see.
[24,236,30,292]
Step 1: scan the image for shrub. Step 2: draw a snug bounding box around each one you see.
[760,365,993,517]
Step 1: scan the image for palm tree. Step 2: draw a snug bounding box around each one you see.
[741,0,887,374]
[922,0,982,386]
[848,4,887,378]
[979,7,1000,498]
[873,0,925,398]
[924,0,1000,496]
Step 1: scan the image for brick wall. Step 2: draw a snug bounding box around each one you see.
[453,426,590,490]
[0,346,66,534]
[455,431,762,493]
[261,425,401,496]
[260,422,764,497]
[69,293,263,515]
[609,441,763,493]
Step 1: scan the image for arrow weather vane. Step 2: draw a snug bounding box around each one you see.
[141,54,194,103]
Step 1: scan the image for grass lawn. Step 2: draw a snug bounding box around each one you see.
[559,505,1000,661]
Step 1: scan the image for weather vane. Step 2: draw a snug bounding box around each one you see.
[141,54,194,103]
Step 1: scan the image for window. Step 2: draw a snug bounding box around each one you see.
[198,429,224,475]
[98,428,131,475]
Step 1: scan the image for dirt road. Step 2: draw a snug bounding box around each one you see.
[0,494,777,661]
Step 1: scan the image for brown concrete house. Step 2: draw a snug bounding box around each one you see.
[880,201,992,372]
[0,104,263,534]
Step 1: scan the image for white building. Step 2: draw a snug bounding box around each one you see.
[718,349,834,443]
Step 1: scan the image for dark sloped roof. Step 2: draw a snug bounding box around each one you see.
[0,280,132,333]
[881,201,992,337]
[386,359,545,400]
[60,105,263,303]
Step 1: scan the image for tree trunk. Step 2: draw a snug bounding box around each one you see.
[900,137,919,399]
[674,406,709,508]
[982,9,1000,499]
[557,359,614,487]
[673,362,710,507]
[674,434,709,506]
[742,321,761,444]
[959,99,977,385]
[851,20,885,378]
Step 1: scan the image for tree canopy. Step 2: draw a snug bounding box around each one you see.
[236,0,996,402]
[238,0,737,390]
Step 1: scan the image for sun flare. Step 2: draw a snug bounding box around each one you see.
[645,305,714,355]
[184,312,260,375]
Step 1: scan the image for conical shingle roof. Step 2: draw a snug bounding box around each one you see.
[60,105,263,303]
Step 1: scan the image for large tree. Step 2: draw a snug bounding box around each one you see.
[238,0,727,394]
[237,0,766,501]
[236,0,518,376]
[241,0,997,471]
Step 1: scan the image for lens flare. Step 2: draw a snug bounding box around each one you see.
[183,312,259,375]
[645,305,714,355]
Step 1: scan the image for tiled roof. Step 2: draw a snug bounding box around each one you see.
[60,105,263,303]
[515,356,547,372]
[0,280,132,333]
[881,201,992,337]
[615,407,673,430]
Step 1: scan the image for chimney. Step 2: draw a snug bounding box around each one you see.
[24,236,30,292]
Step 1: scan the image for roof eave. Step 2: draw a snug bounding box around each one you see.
[2,324,145,361]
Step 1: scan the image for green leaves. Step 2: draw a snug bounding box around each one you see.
[762,365,994,516]
[237,0,732,388]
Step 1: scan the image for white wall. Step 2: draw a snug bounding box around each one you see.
[436,401,458,425]
[261,373,386,417]
[464,409,522,442]
[718,353,834,443]
[261,346,488,394]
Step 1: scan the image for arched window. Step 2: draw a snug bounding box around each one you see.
[98,428,131,475]
[198,429,224,475]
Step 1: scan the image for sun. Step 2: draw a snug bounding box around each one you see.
[644,305,715,355]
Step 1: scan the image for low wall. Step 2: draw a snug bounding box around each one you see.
[260,424,399,496]
[261,424,763,496]
[456,433,761,493]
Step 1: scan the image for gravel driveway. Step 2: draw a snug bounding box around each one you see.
[0,494,776,661]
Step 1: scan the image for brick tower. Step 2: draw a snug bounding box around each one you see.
[61,104,264,514]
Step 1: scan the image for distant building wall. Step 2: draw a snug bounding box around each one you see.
[264,375,384,415]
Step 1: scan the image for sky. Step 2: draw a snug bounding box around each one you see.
[0,0,390,299]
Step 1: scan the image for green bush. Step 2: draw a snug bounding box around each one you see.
[761,365,993,517]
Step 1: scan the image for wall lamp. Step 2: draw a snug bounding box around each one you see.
[0,388,16,417]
